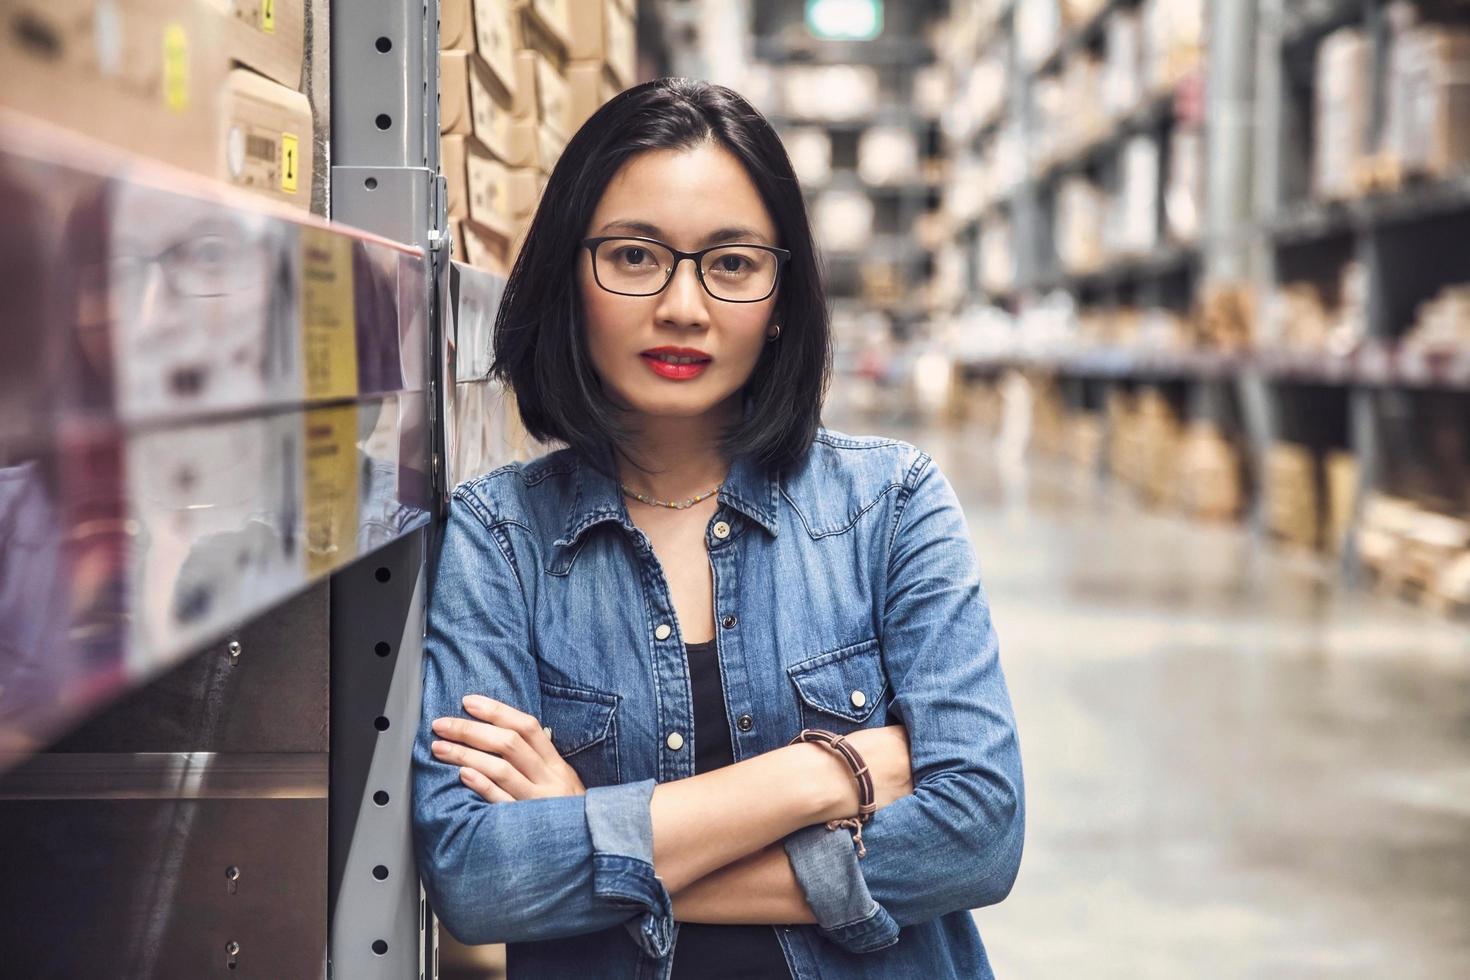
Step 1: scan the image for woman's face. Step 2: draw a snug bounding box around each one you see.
[579,142,780,423]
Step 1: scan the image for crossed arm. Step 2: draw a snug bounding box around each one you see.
[428,693,912,922]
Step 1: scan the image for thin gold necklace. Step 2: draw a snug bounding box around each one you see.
[620,482,722,510]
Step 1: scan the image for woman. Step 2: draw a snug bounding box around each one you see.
[413,78,1024,979]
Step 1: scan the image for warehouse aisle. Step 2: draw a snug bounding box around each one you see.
[856,416,1470,979]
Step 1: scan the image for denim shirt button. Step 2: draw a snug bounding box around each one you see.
[737,714,754,732]
[654,624,672,641]
[850,690,867,708]
[721,615,737,629]
[712,521,731,540]
[665,732,685,751]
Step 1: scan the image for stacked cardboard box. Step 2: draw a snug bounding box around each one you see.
[1176,422,1243,521]
[1067,413,1106,474]
[2,0,315,211]
[1405,285,1470,347]
[443,0,634,273]
[1266,442,1321,550]
[1382,10,1470,187]
[1314,28,1371,202]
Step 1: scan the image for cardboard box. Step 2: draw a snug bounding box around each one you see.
[513,0,572,61]
[221,69,314,209]
[513,49,572,138]
[208,0,306,88]
[453,220,511,274]
[567,0,636,88]
[465,149,516,237]
[1389,26,1470,180]
[1314,28,1370,201]
[441,0,474,50]
[566,60,620,130]
[473,0,520,98]
[442,134,515,235]
[505,119,567,173]
[505,167,545,224]
[441,52,515,161]
[0,0,227,178]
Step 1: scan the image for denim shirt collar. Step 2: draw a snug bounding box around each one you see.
[556,443,780,549]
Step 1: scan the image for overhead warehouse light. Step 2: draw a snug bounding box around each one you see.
[805,0,883,42]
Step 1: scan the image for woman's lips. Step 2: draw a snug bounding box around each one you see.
[640,351,710,380]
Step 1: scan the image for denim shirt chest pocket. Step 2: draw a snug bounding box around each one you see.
[538,681,621,786]
[786,637,891,735]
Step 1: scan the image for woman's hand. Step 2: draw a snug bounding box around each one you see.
[430,694,586,803]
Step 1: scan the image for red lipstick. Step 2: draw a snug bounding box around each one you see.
[640,346,711,381]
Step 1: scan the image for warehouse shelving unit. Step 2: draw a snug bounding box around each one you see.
[0,0,519,975]
[940,0,1470,608]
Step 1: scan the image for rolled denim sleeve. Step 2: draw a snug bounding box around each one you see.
[413,492,675,957]
[784,453,1025,951]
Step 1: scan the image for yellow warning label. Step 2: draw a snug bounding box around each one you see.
[281,132,300,193]
[262,0,276,33]
[303,406,360,576]
[162,25,189,112]
[299,226,359,401]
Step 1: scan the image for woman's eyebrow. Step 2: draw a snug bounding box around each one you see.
[596,220,770,246]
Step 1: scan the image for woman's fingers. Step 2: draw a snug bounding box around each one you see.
[458,766,514,804]
[432,739,536,799]
[460,695,564,769]
[431,708,548,784]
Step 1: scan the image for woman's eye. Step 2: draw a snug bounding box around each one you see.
[616,247,650,266]
[713,255,749,274]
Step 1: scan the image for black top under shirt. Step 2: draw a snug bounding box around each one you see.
[668,639,794,980]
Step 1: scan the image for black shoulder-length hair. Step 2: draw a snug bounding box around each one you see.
[490,77,831,472]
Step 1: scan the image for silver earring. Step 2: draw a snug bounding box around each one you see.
[767,323,781,341]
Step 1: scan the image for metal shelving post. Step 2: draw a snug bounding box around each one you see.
[329,0,446,976]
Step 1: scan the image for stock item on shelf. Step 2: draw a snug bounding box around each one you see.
[2,0,314,210]
[1383,15,1470,184]
[1176,422,1245,522]
[1264,443,1358,553]
[1358,494,1470,611]
[1314,12,1470,200]
[1264,262,1368,352]
[438,0,634,273]
[1107,387,1182,508]
[1404,284,1470,348]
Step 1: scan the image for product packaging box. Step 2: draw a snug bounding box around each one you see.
[441,52,515,161]
[108,180,304,423]
[221,68,314,209]
[208,0,306,87]
[505,118,567,173]
[442,0,475,50]
[474,0,521,97]
[566,60,621,130]
[451,220,511,274]
[0,0,228,178]
[513,49,572,138]
[513,0,572,62]
[567,0,636,88]
[1314,28,1370,201]
[442,134,515,236]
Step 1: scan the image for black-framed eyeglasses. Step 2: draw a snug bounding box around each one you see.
[582,236,791,303]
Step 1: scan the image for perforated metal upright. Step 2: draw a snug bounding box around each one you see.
[329,0,447,977]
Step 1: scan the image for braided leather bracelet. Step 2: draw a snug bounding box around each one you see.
[788,728,877,857]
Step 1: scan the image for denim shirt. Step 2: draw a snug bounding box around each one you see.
[412,429,1024,979]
